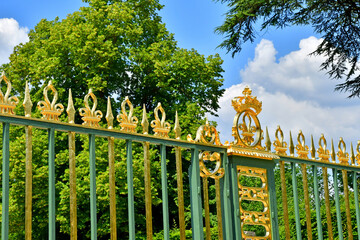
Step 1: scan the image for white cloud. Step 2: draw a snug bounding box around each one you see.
[211,37,360,150]
[0,18,29,65]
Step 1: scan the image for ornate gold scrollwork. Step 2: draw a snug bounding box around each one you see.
[37,81,64,121]
[0,72,19,115]
[199,151,224,179]
[79,89,103,127]
[237,166,271,239]
[151,103,171,138]
[337,138,349,165]
[296,130,309,159]
[187,119,222,145]
[231,87,263,149]
[317,134,330,162]
[273,126,287,155]
[117,96,138,133]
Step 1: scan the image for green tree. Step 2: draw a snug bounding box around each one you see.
[1,0,225,238]
[215,0,360,97]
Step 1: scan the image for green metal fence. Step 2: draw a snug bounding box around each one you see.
[0,73,360,240]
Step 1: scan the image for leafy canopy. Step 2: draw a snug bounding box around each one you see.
[215,0,360,97]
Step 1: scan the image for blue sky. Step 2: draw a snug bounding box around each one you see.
[1,0,360,156]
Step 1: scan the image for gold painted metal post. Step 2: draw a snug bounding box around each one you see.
[175,146,186,240]
[143,141,153,239]
[203,177,211,240]
[279,161,290,240]
[342,170,353,239]
[215,179,223,240]
[301,164,312,240]
[322,168,333,240]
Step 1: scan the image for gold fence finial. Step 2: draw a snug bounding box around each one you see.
[141,104,149,134]
[356,141,360,165]
[273,126,287,155]
[199,152,224,179]
[106,97,114,129]
[0,72,19,115]
[317,134,330,162]
[337,137,349,165]
[79,89,103,127]
[151,103,171,138]
[174,111,181,139]
[310,135,316,160]
[231,86,263,149]
[296,130,309,159]
[37,81,64,121]
[350,142,355,165]
[331,139,336,163]
[67,89,75,124]
[187,119,222,145]
[23,81,32,117]
[289,131,294,156]
[265,127,271,151]
[117,96,138,133]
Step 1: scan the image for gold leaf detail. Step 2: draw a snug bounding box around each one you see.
[295,130,309,159]
[337,138,349,165]
[151,103,170,138]
[79,89,103,127]
[317,134,330,162]
[273,126,287,155]
[356,141,360,165]
[37,81,64,121]
[187,118,222,145]
[117,96,138,133]
[0,72,19,115]
[199,151,224,179]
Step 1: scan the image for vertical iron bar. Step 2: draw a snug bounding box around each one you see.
[189,147,204,239]
[313,166,323,240]
[342,170,353,239]
[108,136,116,240]
[126,140,135,239]
[160,144,169,240]
[267,163,280,240]
[203,177,211,240]
[69,131,77,240]
[89,134,97,240]
[323,167,333,240]
[143,142,153,239]
[279,161,290,240]
[2,123,10,240]
[48,128,56,240]
[25,126,32,240]
[291,162,302,240]
[215,179,223,240]
[332,168,343,240]
[301,164,312,240]
[231,161,241,240]
[353,171,360,239]
[175,146,185,240]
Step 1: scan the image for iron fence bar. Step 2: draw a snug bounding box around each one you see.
[279,161,290,240]
[126,139,135,239]
[69,131,77,240]
[332,168,343,240]
[108,136,116,240]
[353,171,360,239]
[312,165,323,240]
[302,164,312,239]
[89,134,97,240]
[268,162,279,240]
[189,147,204,239]
[342,170,353,239]
[48,128,56,240]
[174,146,185,240]
[291,162,302,240]
[230,160,241,240]
[2,122,10,240]
[160,144,170,240]
[322,167,333,240]
[25,125,32,240]
[143,142,153,240]
[203,177,211,240]
[0,115,226,153]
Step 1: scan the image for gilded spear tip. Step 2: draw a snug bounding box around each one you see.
[310,135,315,159]
[351,142,355,165]
[331,139,336,162]
[174,111,181,139]
[265,126,271,151]
[289,131,294,156]
[141,104,149,134]
[67,89,75,124]
[106,97,114,129]
[23,81,32,117]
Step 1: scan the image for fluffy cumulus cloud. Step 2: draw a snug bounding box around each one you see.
[0,18,29,65]
[211,37,360,148]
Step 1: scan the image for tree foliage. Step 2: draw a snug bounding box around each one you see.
[215,0,360,97]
